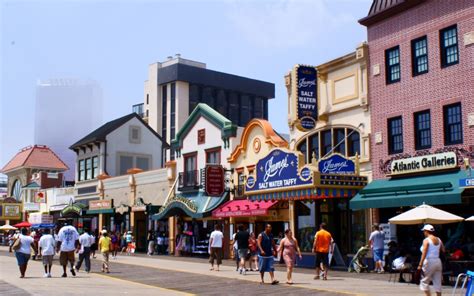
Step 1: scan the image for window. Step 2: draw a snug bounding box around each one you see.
[308,134,319,161]
[161,85,167,141]
[388,116,403,154]
[183,153,197,187]
[119,156,134,175]
[263,99,268,120]
[412,36,428,75]
[228,92,240,124]
[385,46,401,84]
[136,157,150,171]
[321,130,332,157]
[253,97,263,119]
[414,110,431,150]
[297,140,307,163]
[215,89,227,118]
[202,87,215,109]
[146,94,149,105]
[78,159,85,181]
[240,94,251,126]
[92,156,99,179]
[86,158,92,180]
[206,148,221,165]
[440,25,459,67]
[189,84,200,114]
[347,131,360,157]
[129,126,141,144]
[444,103,463,145]
[333,128,346,155]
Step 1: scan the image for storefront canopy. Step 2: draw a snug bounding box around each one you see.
[249,187,359,202]
[212,200,277,218]
[350,170,466,210]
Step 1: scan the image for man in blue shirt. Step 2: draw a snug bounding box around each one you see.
[257,224,279,285]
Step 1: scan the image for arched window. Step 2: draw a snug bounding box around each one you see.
[297,140,307,163]
[348,130,361,157]
[11,179,22,201]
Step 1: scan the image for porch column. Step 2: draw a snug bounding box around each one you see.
[289,200,295,235]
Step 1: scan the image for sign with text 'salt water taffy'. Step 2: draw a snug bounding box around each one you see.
[295,65,318,131]
[245,149,313,194]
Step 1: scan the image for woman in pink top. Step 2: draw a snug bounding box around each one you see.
[278,229,302,285]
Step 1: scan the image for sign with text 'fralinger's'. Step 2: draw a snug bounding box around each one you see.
[245,149,313,194]
[390,152,457,176]
[295,65,318,131]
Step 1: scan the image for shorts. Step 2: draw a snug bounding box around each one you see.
[238,248,249,260]
[59,251,75,266]
[209,247,222,265]
[258,255,275,272]
[15,252,30,266]
[315,252,329,267]
[373,249,384,262]
[42,255,54,265]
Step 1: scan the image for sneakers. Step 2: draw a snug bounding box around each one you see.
[47,273,52,278]
[43,273,49,278]
[239,268,243,274]
[243,269,246,275]
[61,273,67,278]
[70,268,76,276]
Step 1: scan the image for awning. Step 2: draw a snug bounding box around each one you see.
[249,188,358,201]
[152,191,228,220]
[350,170,466,210]
[86,209,114,215]
[212,200,277,218]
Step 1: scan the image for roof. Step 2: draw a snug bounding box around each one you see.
[1,145,69,174]
[70,113,169,150]
[359,0,425,26]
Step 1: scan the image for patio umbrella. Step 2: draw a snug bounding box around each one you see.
[13,221,32,228]
[0,224,17,231]
[466,216,474,222]
[389,203,464,225]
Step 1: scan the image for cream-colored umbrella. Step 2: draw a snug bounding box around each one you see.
[389,203,464,225]
[0,224,17,231]
[466,216,474,222]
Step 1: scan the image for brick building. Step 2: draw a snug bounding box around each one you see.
[351,0,474,228]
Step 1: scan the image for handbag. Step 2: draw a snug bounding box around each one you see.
[12,238,21,251]
[414,268,423,285]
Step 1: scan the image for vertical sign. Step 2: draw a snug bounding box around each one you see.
[205,165,225,197]
[295,65,318,131]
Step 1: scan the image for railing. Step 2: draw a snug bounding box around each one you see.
[178,170,200,189]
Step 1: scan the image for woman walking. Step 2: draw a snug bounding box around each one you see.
[418,224,444,296]
[278,229,302,285]
[248,232,258,271]
[14,228,36,278]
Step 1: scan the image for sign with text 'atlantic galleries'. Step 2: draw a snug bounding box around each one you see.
[390,152,457,176]
[295,65,318,131]
[318,154,355,175]
[245,149,313,194]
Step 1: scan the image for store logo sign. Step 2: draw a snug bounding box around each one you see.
[390,152,457,176]
[318,154,355,175]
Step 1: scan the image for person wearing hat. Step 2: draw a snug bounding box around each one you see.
[98,229,112,273]
[418,224,445,296]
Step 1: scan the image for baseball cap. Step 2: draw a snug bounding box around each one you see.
[421,224,435,232]
[101,229,108,234]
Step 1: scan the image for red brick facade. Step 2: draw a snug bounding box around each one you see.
[366,0,474,179]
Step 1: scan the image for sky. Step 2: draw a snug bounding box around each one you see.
[0,0,371,167]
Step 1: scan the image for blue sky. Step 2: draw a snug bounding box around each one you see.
[0,0,371,166]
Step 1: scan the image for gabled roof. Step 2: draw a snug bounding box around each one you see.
[1,145,69,174]
[70,113,169,150]
[171,103,238,150]
[359,0,425,26]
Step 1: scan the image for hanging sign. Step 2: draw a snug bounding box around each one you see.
[295,65,318,131]
[245,149,313,194]
[390,152,457,176]
[318,154,355,174]
[205,165,225,197]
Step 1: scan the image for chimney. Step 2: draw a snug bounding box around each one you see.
[167,56,173,60]
[175,53,181,58]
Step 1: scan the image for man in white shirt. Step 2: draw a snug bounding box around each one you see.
[369,224,385,273]
[208,224,224,271]
[75,228,92,273]
[39,228,56,278]
[56,224,80,278]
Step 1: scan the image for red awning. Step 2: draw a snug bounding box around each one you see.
[212,200,277,218]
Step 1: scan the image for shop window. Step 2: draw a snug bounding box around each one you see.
[295,201,316,253]
[385,46,401,84]
[297,140,307,163]
[443,102,463,145]
[333,128,346,155]
[86,158,92,180]
[92,156,99,179]
[347,130,360,157]
[440,25,459,67]
[308,133,319,161]
[78,159,85,181]
[411,36,429,76]
[321,130,332,157]
[414,110,431,150]
[388,116,403,154]
[206,148,221,165]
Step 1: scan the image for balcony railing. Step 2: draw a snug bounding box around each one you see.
[178,170,200,190]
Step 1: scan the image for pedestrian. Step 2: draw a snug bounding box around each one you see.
[208,224,224,271]
[110,231,119,259]
[157,233,164,255]
[56,223,80,278]
[418,224,444,296]
[313,223,333,281]
[99,229,112,273]
[38,228,55,278]
[233,232,239,271]
[13,228,36,278]
[369,224,385,273]
[75,228,92,273]
[90,230,98,258]
[278,229,302,285]
[248,232,258,271]
[257,224,279,285]
[147,230,155,256]
[235,224,250,275]
[9,230,20,253]
[120,231,128,254]
[125,231,134,255]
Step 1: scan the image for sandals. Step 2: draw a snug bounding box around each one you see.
[271,280,279,285]
[314,276,320,280]
[286,281,294,285]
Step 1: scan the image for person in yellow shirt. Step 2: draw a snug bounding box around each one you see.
[313,223,333,280]
[98,230,112,273]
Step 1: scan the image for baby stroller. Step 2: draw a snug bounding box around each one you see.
[348,245,370,273]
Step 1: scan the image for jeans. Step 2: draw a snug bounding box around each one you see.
[76,247,91,272]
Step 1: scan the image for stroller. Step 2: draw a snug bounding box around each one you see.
[348,245,370,273]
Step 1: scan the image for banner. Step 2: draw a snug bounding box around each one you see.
[295,65,318,131]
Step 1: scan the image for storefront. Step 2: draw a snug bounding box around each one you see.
[59,200,94,232]
[0,198,23,225]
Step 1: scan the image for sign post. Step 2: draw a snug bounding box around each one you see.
[205,165,225,197]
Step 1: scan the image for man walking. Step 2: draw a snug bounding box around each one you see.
[39,228,55,278]
[257,224,278,285]
[235,224,250,275]
[99,229,112,273]
[313,223,333,281]
[56,223,80,278]
[75,228,92,273]
[208,224,224,271]
[369,224,385,273]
